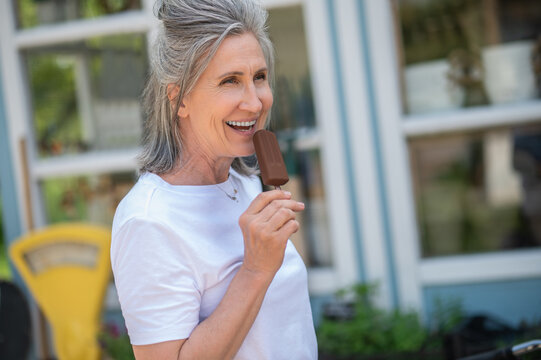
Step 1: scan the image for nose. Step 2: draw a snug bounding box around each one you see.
[239,82,263,114]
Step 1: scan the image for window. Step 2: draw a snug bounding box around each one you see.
[25,34,148,158]
[410,124,541,257]
[397,0,541,115]
[0,0,344,304]
[267,5,332,267]
[14,0,142,29]
[41,172,136,225]
[360,0,541,305]
[394,0,541,259]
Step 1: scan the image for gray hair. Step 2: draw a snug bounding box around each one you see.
[138,0,274,175]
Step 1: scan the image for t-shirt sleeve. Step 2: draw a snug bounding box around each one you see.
[111,217,201,345]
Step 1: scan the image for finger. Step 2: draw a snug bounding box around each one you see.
[273,219,300,240]
[258,199,304,222]
[246,190,291,214]
[267,207,296,231]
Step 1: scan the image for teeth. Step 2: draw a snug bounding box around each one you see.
[226,120,257,127]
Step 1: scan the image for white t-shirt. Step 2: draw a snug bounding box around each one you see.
[111,168,318,359]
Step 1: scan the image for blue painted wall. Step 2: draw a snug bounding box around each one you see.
[325,0,366,284]
[0,56,34,359]
[0,62,23,261]
[355,0,399,308]
[423,278,541,328]
[310,293,334,327]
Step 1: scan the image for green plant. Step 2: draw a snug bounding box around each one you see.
[99,323,134,360]
[430,296,464,334]
[317,283,437,358]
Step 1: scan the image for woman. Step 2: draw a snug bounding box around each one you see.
[110,0,318,359]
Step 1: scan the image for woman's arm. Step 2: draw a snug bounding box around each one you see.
[132,267,271,359]
[132,190,304,360]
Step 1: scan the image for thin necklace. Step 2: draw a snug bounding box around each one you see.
[215,175,239,202]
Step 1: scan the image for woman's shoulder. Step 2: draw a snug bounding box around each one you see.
[112,173,165,231]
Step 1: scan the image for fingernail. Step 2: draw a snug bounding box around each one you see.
[298,202,305,208]
[283,191,291,196]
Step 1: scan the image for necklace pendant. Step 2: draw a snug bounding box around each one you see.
[215,173,239,203]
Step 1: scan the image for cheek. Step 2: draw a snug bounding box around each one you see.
[208,93,238,121]
[260,87,274,111]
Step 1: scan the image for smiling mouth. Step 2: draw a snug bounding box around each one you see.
[225,120,257,132]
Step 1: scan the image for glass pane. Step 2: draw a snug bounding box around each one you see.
[25,33,148,158]
[396,0,541,115]
[267,6,331,267]
[14,0,142,29]
[40,172,136,225]
[297,149,332,267]
[267,5,316,131]
[409,123,541,257]
[281,147,332,267]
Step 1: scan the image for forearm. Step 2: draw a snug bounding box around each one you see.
[177,265,274,360]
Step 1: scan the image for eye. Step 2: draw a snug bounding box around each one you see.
[220,76,239,86]
[254,72,267,81]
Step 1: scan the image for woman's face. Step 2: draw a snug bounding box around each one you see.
[179,32,273,161]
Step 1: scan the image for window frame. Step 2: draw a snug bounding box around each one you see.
[0,0,360,300]
[364,0,541,310]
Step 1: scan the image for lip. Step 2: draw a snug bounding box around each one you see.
[227,124,258,137]
[225,117,259,136]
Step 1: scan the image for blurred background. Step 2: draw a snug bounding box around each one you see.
[0,0,540,359]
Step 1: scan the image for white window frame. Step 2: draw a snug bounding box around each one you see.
[327,0,395,309]
[364,0,541,310]
[0,0,360,302]
[301,0,363,295]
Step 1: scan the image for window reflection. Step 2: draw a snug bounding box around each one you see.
[273,74,315,131]
[267,6,332,267]
[510,130,541,248]
[297,149,332,267]
[268,5,315,131]
[409,124,541,257]
[396,0,541,115]
[14,0,142,29]
[41,172,136,225]
[279,147,331,267]
[25,34,148,158]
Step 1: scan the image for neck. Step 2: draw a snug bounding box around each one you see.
[160,153,234,186]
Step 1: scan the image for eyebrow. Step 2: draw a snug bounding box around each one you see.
[217,67,268,79]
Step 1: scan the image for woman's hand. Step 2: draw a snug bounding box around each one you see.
[239,190,305,276]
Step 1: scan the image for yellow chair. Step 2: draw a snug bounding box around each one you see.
[9,223,111,360]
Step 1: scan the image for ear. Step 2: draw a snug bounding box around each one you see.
[166,83,179,103]
[166,84,189,118]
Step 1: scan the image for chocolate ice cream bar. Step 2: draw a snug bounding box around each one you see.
[253,129,289,188]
